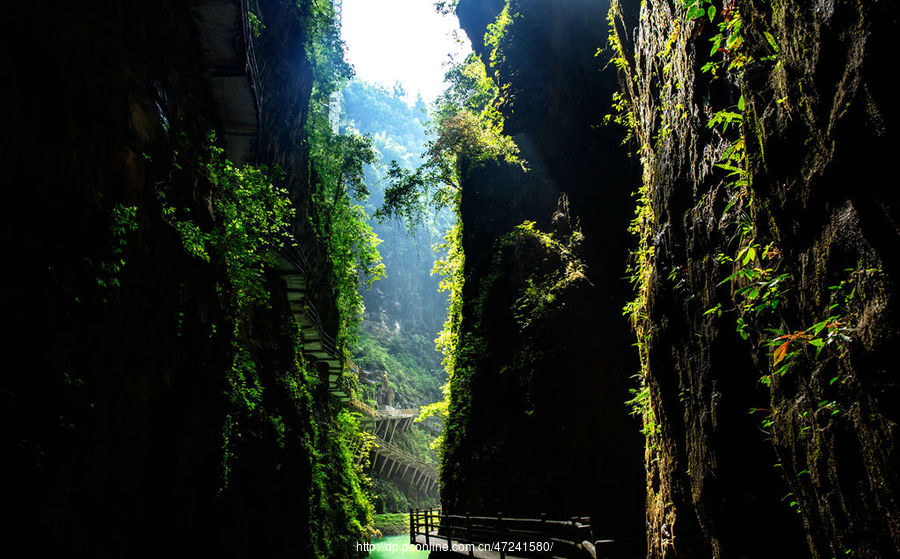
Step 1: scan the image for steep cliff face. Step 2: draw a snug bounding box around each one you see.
[257,0,341,339]
[441,0,645,552]
[612,0,900,557]
[5,2,363,557]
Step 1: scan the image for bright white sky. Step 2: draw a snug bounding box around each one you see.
[341,0,471,102]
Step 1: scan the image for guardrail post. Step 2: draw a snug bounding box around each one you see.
[571,517,579,553]
[409,508,414,546]
[446,509,452,549]
[467,512,473,557]
[497,512,505,559]
[425,508,430,549]
[540,512,548,557]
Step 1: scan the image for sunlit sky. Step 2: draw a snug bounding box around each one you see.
[341,0,471,102]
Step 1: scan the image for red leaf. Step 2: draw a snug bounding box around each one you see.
[774,341,790,365]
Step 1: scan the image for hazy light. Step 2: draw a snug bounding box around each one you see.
[341,0,471,102]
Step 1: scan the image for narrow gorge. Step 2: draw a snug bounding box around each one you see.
[4,1,897,558]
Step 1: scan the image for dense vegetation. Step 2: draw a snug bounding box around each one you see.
[10,0,898,557]
[6,1,387,557]
[151,1,383,555]
[372,30,523,456]
[339,79,451,511]
[425,0,900,556]
[606,0,900,556]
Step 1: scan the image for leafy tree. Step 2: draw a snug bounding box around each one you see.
[304,5,386,350]
[369,8,525,462]
[376,52,521,230]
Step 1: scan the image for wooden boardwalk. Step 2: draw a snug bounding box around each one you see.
[409,509,611,559]
[186,0,261,165]
[274,248,344,400]
[365,432,439,495]
[189,0,349,404]
[347,397,439,494]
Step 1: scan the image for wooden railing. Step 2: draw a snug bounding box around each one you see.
[377,407,419,419]
[277,242,338,359]
[349,398,378,418]
[409,508,612,558]
[349,399,419,421]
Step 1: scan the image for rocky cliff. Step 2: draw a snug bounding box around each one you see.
[4,1,365,557]
[440,0,646,554]
[611,0,900,556]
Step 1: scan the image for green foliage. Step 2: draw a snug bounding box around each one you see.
[606,2,657,447]
[612,0,756,448]
[433,0,459,15]
[684,0,716,22]
[400,221,465,464]
[433,52,521,168]
[139,5,384,553]
[363,0,525,494]
[340,77,448,404]
[309,127,385,350]
[110,204,139,244]
[683,0,749,76]
[160,201,209,262]
[218,414,236,494]
[156,132,300,495]
[426,223,464,406]
[340,80,428,158]
[612,0,866,448]
[305,0,352,107]
[485,3,514,67]
[305,19,386,351]
[621,171,656,448]
[625,383,659,440]
[308,405,375,556]
[158,134,295,318]
[758,267,870,387]
[248,11,264,38]
[353,329,443,405]
[366,39,524,462]
[227,345,265,413]
[373,162,439,230]
[308,119,385,339]
[207,140,296,314]
[373,512,409,535]
[153,123,374,553]
[91,203,139,291]
[273,331,374,558]
[377,52,522,227]
[506,221,588,327]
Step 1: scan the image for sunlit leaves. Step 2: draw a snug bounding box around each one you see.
[308,93,385,349]
[377,52,522,230]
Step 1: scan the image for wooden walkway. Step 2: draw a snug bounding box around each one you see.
[346,365,439,493]
[275,247,345,400]
[409,509,612,559]
[350,399,418,441]
[347,398,438,494]
[364,432,439,495]
[188,0,347,400]
[187,0,261,164]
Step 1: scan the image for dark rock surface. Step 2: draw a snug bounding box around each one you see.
[4,1,347,557]
[441,0,646,554]
[612,0,900,556]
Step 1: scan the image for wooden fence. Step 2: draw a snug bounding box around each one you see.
[409,508,613,558]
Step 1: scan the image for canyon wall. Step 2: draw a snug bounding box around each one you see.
[611,0,900,556]
[442,0,899,557]
[441,0,646,554]
[4,2,362,557]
